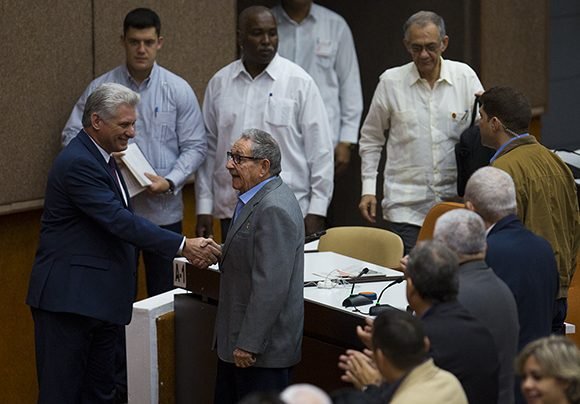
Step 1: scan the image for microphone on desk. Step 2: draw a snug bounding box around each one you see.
[368,276,405,316]
[342,268,372,307]
[305,230,327,244]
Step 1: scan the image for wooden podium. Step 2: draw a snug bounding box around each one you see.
[173,260,367,403]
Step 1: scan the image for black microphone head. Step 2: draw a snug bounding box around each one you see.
[360,267,369,276]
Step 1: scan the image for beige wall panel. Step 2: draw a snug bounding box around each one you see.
[0,1,93,208]
[480,0,548,110]
[93,0,237,102]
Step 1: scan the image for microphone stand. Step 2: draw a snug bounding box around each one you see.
[368,277,405,316]
[342,268,371,307]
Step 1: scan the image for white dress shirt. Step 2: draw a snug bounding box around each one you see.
[196,54,334,219]
[359,58,483,226]
[62,63,207,226]
[271,3,363,146]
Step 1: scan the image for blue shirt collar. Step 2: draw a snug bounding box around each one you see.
[490,133,530,163]
[238,176,277,205]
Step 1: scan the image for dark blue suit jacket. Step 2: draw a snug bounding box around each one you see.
[26,130,183,325]
[422,300,499,404]
[486,214,559,350]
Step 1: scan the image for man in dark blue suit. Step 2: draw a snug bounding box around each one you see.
[464,166,559,404]
[26,83,221,403]
[464,166,559,351]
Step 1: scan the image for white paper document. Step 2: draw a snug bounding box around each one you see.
[120,143,157,197]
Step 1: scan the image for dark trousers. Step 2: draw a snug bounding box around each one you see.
[142,221,182,297]
[214,359,291,404]
[385,221,421,255]
[32,308,120,404]
[552,298,568,335]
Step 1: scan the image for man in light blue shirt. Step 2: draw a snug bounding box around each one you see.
[62,8,207,297]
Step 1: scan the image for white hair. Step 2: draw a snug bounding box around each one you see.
[434,209,486,255]
[280,384,331,404]
[464,167,517,223]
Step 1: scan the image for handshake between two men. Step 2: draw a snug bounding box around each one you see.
[183,237,222,268]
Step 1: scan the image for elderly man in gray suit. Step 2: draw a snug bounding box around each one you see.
[214,129,305,404]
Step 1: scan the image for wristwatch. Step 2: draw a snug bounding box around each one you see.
[165,179,175,195]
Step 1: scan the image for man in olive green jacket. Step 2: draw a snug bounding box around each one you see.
[478,86,580,334]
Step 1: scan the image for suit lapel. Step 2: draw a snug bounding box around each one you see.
[78,130,131,210]
[220,177,283,266]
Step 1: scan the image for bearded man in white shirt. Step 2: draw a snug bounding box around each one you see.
[195,5,334,239]
[358,10,483,253]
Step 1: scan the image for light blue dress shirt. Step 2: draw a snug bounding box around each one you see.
[62,63,207,225]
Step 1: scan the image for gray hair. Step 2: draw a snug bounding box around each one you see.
[403,11,446,41]
[516,336,580,403]
[240,128,282,176]
[406,240,459,303]
[281,383,332,404]
[434,209,487,256]
[464,167,517,224]
[81,83,140,127]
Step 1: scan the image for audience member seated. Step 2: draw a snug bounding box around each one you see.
[516,336,580,404]
[339,308,468,404]
[464,166,559,351]
[340,241,499,404]
[434,208,519,404]
[405,240,500,404]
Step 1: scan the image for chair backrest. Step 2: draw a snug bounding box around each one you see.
[417,202,465,241]
[317,226,404,269]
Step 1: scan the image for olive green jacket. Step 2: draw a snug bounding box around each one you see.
[493,135,580,298]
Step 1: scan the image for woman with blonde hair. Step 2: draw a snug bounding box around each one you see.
[516,336,580,404]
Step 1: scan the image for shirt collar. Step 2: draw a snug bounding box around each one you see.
[407,57,451,87]
[235,53,282,81]
[277,3,318,24]
[121,62,158,89]
[490,133,530,163]
[86,130,114,164]
[238,176,277,205]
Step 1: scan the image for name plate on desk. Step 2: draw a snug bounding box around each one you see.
[173,259,187,288]
[173,258,220,300]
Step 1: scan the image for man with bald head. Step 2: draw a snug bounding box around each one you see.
[434,209,519,404]
[196,5,334,240]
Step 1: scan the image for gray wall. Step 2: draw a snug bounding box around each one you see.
[542,0,580,150]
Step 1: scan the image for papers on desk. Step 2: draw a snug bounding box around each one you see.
[304,252,404,285]
[311,265,381,280]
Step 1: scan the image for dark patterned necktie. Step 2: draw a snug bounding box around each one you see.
[107,157,118,179]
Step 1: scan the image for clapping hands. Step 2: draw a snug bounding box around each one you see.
[338,349,383,390]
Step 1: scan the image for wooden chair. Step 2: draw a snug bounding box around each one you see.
[317,226,404,269]
[417,202,466,241]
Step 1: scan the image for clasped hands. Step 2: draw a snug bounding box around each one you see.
[233,347,256,368]
[182,237,221,268]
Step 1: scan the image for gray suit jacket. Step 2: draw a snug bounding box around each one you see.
[457,260,519,404]
[216,176,305,368]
